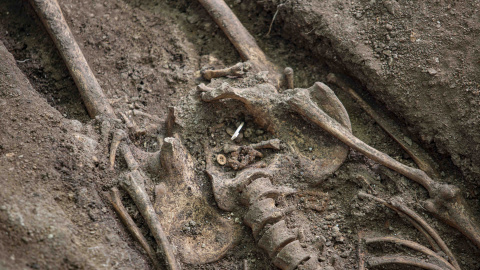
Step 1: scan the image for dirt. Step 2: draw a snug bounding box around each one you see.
[0,0,479,269]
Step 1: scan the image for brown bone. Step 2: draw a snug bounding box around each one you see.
[199,76,480,249]
[29,0,115,119]
[285,87,480,249]
[199,81,352,184]
[197,0,281,86]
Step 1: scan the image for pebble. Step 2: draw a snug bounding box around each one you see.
[226,127,235,136]
[427,68,438,75]
[385,24,393,31]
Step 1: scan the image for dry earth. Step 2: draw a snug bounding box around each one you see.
[0,0,479,269]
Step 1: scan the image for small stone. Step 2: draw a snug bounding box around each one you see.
[403,136,413,146]
[187,15,199,24]
[255,129,264,135]
[385,24,393,31]
[244,128,254,138]
[226,127,235,136]
[427,68,438,75]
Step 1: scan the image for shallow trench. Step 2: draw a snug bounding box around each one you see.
[0,0,479,269]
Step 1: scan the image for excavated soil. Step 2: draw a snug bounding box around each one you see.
[0,0,479,269]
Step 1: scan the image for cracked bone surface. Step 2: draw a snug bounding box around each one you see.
[200,75,480,249]
[198,80,352,184]
[200,77,354,269]
[148,137,241,264]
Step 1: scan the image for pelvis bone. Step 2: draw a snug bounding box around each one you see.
[199,80,352,187]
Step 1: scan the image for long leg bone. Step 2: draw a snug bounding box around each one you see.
[29,0,115,119]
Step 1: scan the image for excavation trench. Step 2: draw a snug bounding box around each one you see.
[0,0,479,269]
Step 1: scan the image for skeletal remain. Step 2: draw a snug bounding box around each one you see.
[109,187,161,269]
[198,81,352,184]
[202,62,251,80]
[109,130,126,169]
[119,111,159,137]
[228,145,263,170]
[216,154,227,165]
[199,0,480,252]
[327,73,439,178]
[365,237,457,270]
[224,139,282,153]
[198,0,281,87]
[119,144,180,270]
[368,255,448,270]
[29,0,115,119]
[359,192,460,270]
[205,147,322,270]
[284,67,294,89]
[285,85,480,249]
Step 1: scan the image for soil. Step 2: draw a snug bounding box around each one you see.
[0,0,479,269]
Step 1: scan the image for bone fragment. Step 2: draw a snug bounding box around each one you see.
[109,188,162,269]
[29,0,115,119]
[120,145,180,270]
[327,73,438,178]
[224,139,281,153]
[216,154,227,165]
[198,0,281,86]
[365,237,457,270]
[202,62,250,80]
[367,255,447,270]
[109,129,126,169]
[284,67,294,89]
